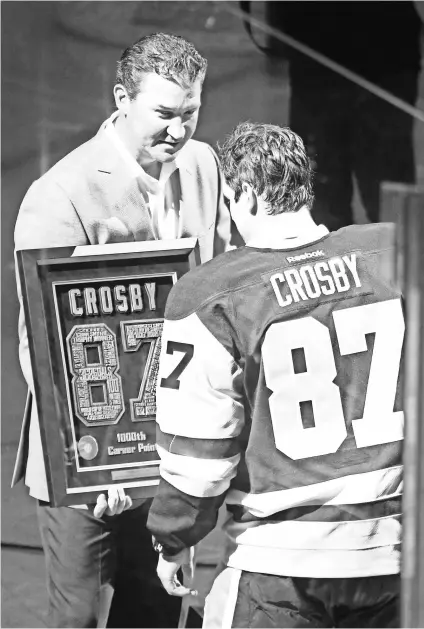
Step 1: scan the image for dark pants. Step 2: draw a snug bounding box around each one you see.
[289,64,418,231]
[232,572,400,628]
[37,499,181,628]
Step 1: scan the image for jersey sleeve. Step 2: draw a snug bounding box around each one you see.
[147,305,245,554]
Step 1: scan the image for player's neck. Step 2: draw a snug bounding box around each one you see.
[245,206,328,249]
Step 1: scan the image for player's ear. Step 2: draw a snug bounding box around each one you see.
[241,182,258,216]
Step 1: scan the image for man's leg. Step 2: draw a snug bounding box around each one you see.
[37,503,116,628]
[106,499,182,628]
[330,574,400,628]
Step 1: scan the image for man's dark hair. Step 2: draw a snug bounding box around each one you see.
[116,32,207,99]
[218,122,315,215]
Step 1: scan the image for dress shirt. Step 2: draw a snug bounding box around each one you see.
[105,111,181,239]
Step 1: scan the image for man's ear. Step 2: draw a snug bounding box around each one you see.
[241,182,258,216]
[113,84,130,112]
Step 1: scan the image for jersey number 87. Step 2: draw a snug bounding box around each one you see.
[262,299,404,460]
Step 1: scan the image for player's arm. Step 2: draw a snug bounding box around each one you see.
[147,306,244,585]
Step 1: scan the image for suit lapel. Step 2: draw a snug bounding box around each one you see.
[93,122,156,242]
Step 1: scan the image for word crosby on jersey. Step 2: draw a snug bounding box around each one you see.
[270,253,361,307]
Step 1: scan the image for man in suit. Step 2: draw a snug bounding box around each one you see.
[13,32,235,628]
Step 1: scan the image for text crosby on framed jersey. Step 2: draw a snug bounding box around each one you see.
[68,281,158,317]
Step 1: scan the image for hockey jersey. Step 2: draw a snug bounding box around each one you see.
[147,223,404,578]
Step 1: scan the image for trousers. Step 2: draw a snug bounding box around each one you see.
[37,499,181,628]
[204,567,400,628]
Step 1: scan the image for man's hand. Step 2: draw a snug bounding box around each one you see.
[93,486,133,518]
[157,547,198,597]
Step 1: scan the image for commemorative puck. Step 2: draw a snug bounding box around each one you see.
[77,435,99,461]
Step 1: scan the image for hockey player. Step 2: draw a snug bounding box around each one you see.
[147,122,404,628]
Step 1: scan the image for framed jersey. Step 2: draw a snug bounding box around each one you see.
[16,238,199,506]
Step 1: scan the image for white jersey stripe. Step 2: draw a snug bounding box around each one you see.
[226,544,400,579]
[157,444,240,498]
[226,465,402,516]
[226,514,401,551]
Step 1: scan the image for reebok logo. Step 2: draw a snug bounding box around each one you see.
[286,250,325,264]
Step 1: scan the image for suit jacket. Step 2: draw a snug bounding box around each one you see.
[13,118,235,501]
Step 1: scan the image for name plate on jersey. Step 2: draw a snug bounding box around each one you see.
[17,239,199,506]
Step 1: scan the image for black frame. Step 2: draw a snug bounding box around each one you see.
[17,239,199,506]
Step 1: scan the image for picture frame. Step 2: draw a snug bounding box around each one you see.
[17,238,199,506]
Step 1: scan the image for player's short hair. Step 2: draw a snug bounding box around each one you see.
[116,32,207,99]
[218,122,315,215]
